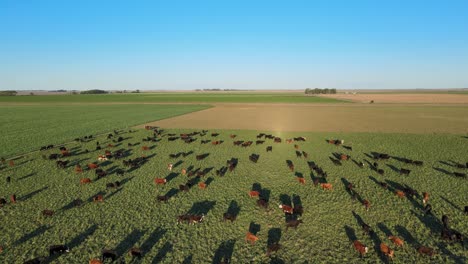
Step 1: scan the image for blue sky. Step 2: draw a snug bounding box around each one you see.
[1,0,467,90]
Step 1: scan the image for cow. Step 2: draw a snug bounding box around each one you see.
[245,232,259,245]
[400,168,411,175]
[129,247,143,258]
[10,194,16,203]
[157,195,169,202]
[249,191,260,198]
[56,160,69,169]
[380,243,394,260]
[320,183,333,190]
[42,209,54,217]
[168,163,173,171]
[154,178,167,185]
[256,140,265,145]
[189,215,205,224]
[106,181,120,189]
[266,146,273,152]
[363,200,370,211]
[266,242,281,256]
[302,151,308,159]
[6,176,11,183]
[181,169,187,175]
[395,190,405,198]
[87,163,99,170]
[285,219,303,230]
[379,181,388,189]
[97,155,108,161]
[49,245,70,256]
[257,198,269,209]
[422,192,429,204]
[95,169,107,178]
[353,240,368,257]
[388,236,404,247]
[80,178,91,185]
[75,165,83,173]
[286,139,293,144]
[89,259,102,264]
[279,204,293,214]
[249,154,259,163]
[442,215,449,229]
[287,161,294,172]
[102,249,118,261]
[93,195,104,203]
[453,172,466,178]
[377,169,385,175]
[362,223,374,236]
[340,154,350,161]
[293,205,303,216]
[230,134,237,138]
[294,144,299,149]
[465,206,468,215]
[295,151,302,158]
[274,137,282,143]
[418,246,435,256]
[223,213,237,222]
[179,184,189,192]
[297,177,306,184]
[198,182,207,189]
[0,198,6,207]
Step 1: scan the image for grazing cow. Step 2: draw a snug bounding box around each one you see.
[286,219,303,230]
[168,163,173,171]
[363,200,370,211]
[388,236,404,247]
[418,246,435,256]
[75,165,83,173]
[358,161,364,168]
[24,257,46,264]
[73,199,83,207]
[279,204,293,214]
[400,168,411,175]
[302,151,308,159]
[353,240,368,257]
[102,249,118,261]
[266,243,281,256]
[313,179,320,187]
[95,169,107,178]
[295,151,302,158]
[157,195,169,202]
[395,190,405,198]
[249,191,260,198]
[286,139,293,144]
[362,223,374,236]
[294,144,299,149]
[97,155,108,161]
[297,177,306,184]
[49,245,70,256]
[320,183,333,190]
[424,204,432,215]
[442,215,449,229]
[106,181,120,189]
[287,161,294,172]
[198,182,207,189]
[223,213,237,222]
[89,259,102,264]
[293,205,304,216]
[179,184,189,192]
[6,176,11,183]
[266,146,273,152]
[211,133,219,137]
[56,160,69,169]
[129,247,143,258]
[256,140,265,145]
[0,198,6,207]
[403,187,417,197]
[422,192,429,205]
[257,198,269,209]
[87,163,99,170]
[189,215,205,224]
[230,134,237,138]
[42,209,54,217]
[249,154,259,163]
[464,206,468,215]
[245,232,259,245]
[10,194,16,203]
[340,154,350,161]
[181,169,187,175]
[154,178,167,185]
[8,160,14,167]
[93,195,104,203]
[453,172,466,178]
[274,137,282,143]
[379,181,388,189]
[380,243,394,260]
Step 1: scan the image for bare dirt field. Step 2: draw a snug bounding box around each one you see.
[142,103,468,134]
[319,93,468,104]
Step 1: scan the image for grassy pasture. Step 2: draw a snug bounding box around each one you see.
[0,129,466,263]
[0,104,210,157]
[0,93,346,104]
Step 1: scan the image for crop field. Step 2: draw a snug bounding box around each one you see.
[0,128,466,263]
[0,104,210,157]
[0,93,345,104]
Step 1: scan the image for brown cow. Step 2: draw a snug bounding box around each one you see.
[87,163,99,169]
[395,190,405,198]
[297,177,306,184]
[380,243,394,260]
[75,165,83,173]
[154,178,167,185]
[388,236,404,247]
[249,190,260,198]
[422,192,429,205]
[320,183,333,190]
[198,182,207,189]
[10,194,16,203]
[245,232,259,245]
[418,246,435,256]
[353,240,368,257]
[363,200,370,211]
[93,195,104,202]
[279,204,293,214]
[80,178,92,184]
[89,259,103,264]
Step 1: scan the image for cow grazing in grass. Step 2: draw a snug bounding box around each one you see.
[89,258,102,264]
[302,151,308,158]
[0,198,6,207]
[87,163,99,170]
[418,246,435,257]
[257,198,269,209]
[102,249,118,261]
[380,243,394,260]
[249,154,260,163]
[293,205,304,216]
[157,195,169,202]
[154,178,167,185]
[230,134,237,138]
[294,144,299,149]
[285,219,303,230]
[106,181,120,189]
[340,154,350,161]
[295,151,302,158]
[388,236,404,247]
[353,240,368,257]
[95,169,107,178]
[422,192,429,204]
[198,182,207,189]
[97,155,108,161]
[10,194,16,203]
[286,161,294,172]
[168,163,173,171]
[464,206,468,215]
[279,204,293,214]
[75,165,83,173]
[274,137,282,143]
[320,183,333,190]
[266,243,281,256]
[80,178,92,185]
[400,168,411,175]
[245,232,259,245]
[453,172,466,178]
[377,169,384,175]
[49,245,70,256]
[266,146,273,152]
[42,209,54,217]
[297,177,305,184]
[93,195,104,203]
[286,139,293,144]
[363,200,370,211]
[223,213,237,222]
[6,176,11,183]
[395,190,405,198]
[129,247,143,258]
[256,140,265,145]
[249,190,260,198]
[361,223,374,236]
[56,160,69,169]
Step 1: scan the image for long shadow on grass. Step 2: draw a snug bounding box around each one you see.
[152,242,173,264]
[377,223,393,237]
[141,227,166,256]
[344,225,358,241]
[165,172,179,183]
[439,195,462,211]
[173,160,183,168]
[292,194,302,206]
[226,200,241,218]
[187,200,216,215]
[386,164,400,174]
[19,186,49,201]
[18,172,36,181]
[433,167,453,176]
[279,194,291,206]
[249,222,261,235]
[260,189,271,202]
[386,180,423,210]
[212,240,236,264]
[114,229,145,257]
[165,188,179,199]
[105,176,135,200]
[252,183,262,192]
[436,242,467,264]
[395,225,418,246]
[182,254,193,264]
[269,257,285,264]
[267,228,282,247]
[410,209,443,235]
[14,225,52,245]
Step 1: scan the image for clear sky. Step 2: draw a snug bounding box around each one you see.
[1,0,467,90]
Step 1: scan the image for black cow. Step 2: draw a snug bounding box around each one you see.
[286,219,303,230]
[266,146,273,152]
[49,245,70,256]
[400,168,411,175]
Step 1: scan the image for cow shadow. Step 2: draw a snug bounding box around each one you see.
[19,186,49,201]
[439,160,456,167]
[386,180,423,210]
[14,225,52,245]
[173,160,184,168]
[252,183,262,192]
[344,225,357,241]
[433,167,452,176]
[260,189,271,202]
[68,224,98,250]
[187,200,216,215]
[411,209,442,235]
[187,165,194,172]
[182,255,193,264]
[279,194,292,206]
[294,172,303,178]
[152,242,173,264]
[141,227,166,256]
[203,167,214,174]
[377,223,393,237]
[249,222,261,235]
[352,211,366,229]
[204,177,214,187]
[197,153,210,160]
[436,242,467,264]
[351,159,362,168]
[212,239,236,264]
[341,178,353,198]
[267,228,282,246]
[386,164,400,173]
[18,172,36,181]
[439,195,462,211]
[226,200,241,218]
[269,257,285,264]
[114,229,145,257]
[395,225,418,246]
[165,172,179,183]
[292,194,302,206]
[364,159,377,171]
[368,176,384,188]
[165,188,179,199]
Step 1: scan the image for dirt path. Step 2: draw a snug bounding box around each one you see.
[319,94,468,104]
[140,103,468,134]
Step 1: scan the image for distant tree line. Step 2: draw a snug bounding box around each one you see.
[0,90,17,96]
[80,89,108,94]
[305,88,337,94]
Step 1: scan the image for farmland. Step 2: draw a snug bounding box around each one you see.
[0,128,467,263]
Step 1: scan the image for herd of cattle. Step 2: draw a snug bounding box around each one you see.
[0,125,467,263]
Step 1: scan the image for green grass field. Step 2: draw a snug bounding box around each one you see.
[0,129,466,263]
[0,93,346,104]
[0,104,210,157]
